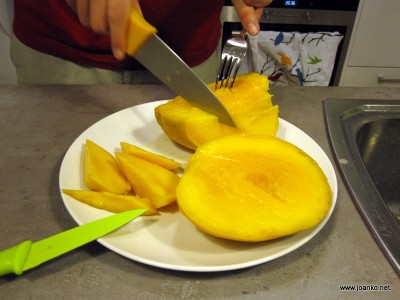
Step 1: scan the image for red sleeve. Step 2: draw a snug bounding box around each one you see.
[13,0,224,70]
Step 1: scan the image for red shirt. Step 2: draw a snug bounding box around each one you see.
[13,0,224,70]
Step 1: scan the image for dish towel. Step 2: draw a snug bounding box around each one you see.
[240,31,343,86]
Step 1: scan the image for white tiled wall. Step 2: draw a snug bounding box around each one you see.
[0,0,16,84]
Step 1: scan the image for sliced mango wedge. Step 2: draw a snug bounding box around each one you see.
[120,141,181,170]
[154,96,197,150]
[116,152,179,209]
[62,189,157,215]
[84,140,131,194]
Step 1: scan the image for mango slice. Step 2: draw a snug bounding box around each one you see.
[116,152,179,209]
[84,140,131,194]
[154,96,197,150]
[154,73,279,150]
[121,141,181,169]
[176,134,332,242]
[184,107,240,148]
[62,189,157,215]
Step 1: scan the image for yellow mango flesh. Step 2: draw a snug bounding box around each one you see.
[184,107,239,147]
[116,152,179,209]
[154,73,279,150]
[62,189,157,215]
[121,141,181,169]
[84,140,131,194]
[154,96,197,149]
[176,134,332,242]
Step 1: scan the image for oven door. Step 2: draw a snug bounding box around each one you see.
[221,7,357,86]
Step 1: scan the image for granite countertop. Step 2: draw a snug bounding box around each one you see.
[0,85,399,299]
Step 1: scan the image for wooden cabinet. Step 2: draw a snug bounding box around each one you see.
[339,0,400,87]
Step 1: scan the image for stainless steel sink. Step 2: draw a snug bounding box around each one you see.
[324,99,400,275]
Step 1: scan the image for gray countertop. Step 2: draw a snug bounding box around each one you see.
[0,85,399,299]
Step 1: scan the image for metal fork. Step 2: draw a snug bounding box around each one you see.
[215,29,248,89]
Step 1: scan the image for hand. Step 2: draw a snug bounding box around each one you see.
[231,0,272,35]
[65,0,141,61]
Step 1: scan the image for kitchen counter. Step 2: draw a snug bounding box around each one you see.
[0,84,399,299]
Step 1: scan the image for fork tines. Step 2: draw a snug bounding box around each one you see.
[215,29,247,89]
[215,54,241,89]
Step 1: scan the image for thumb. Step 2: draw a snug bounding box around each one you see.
[232,1,260,35]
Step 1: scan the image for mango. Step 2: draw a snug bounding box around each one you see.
[154,96,197,149]
[84,140,131,194]
[116,152,179,209]
[62,189,157,215]
[176,134,332,242]
[184,107,239,147]
[154,73,279,150]
[120,141,181,169]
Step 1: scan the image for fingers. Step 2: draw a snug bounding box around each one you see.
[243,0,272,7]
[91,1,109,34]
[70,0,138,61]
[232,0,272,35]
[73,0,109,34]
[75,0,91,28]
[108,0,132,60]
[65,0,78,13]
[233,1,259,35]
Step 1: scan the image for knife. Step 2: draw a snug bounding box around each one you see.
[126,9,236,127]
[0,208,147,276]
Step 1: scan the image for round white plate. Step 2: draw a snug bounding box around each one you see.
[59,100,337,272]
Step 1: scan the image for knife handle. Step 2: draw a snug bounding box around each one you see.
[126,8,157,56]
[0,240,32,276]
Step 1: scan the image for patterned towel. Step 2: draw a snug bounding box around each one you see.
[240,31,343,86]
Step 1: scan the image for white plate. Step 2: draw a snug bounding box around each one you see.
[59,100,337,272]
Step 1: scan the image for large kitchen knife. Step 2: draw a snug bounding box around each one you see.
[0,208,147,276]
[126,9,236,127]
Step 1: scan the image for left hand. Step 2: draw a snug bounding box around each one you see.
[231,0,272,35]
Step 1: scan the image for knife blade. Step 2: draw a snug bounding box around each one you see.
[126,9,236,127]
[0,208,147,276]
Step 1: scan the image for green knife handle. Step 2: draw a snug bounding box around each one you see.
[0,240,32,276]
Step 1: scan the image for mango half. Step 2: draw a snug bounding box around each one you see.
[154,73,279,150]
[176,134,332,242]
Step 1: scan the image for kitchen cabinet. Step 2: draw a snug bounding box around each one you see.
[339,0,400,87]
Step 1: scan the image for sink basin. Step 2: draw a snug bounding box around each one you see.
[324,99,400,275]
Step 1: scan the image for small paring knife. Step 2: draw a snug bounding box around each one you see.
[0,209,147,276]
[126,9,236,127]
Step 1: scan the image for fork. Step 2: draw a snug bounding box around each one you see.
[215,29,248,89]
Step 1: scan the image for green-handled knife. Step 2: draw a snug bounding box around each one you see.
[0,208,147,276]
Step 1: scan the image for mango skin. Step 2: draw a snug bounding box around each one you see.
[84,140,131,194]
[176,134,332,242]
[154,73,279,150]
